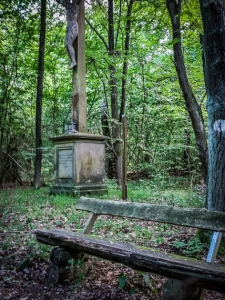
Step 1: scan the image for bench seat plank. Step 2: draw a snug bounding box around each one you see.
[35,228,225,293]
[76,197,225,231]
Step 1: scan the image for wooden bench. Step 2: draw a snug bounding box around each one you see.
[35,197,225,299]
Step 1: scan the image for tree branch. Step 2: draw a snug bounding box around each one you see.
[85,18,109,51]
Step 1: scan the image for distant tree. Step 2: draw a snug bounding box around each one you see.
[166,0,208,179]
[0,0,34,186]
[200,0,225,211]
[34,0,47,188]
[86,0,135,184]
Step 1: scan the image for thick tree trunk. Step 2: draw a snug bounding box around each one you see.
[199,0,225,211]
[183,130,191,174]
[166,0,208,180]
[34,0,46,188]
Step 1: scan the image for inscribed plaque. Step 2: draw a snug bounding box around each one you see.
[58,149,73,178]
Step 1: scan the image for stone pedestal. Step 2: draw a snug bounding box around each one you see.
[50,133,108,196]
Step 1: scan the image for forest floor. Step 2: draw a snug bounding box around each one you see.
[0,184,225,300]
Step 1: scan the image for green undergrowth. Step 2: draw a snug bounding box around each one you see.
[0,178,207,263]
[105,177,204,208]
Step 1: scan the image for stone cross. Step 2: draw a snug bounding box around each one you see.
[57,0,87,133]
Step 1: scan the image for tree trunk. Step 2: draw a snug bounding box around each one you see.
[0,25,23,186]
[120,0,135,120]
[183,130,191,175]
[101,99,115,178]
[166,0,208,180]
[199,0,225,211]
[0,144,22,187]
[137,61,147,166]
[34,0,46,188]
[108,0,122,185]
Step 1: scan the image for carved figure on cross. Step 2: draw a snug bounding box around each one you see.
[57,0,79,69]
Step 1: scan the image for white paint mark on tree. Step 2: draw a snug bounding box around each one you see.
[214,120,225,132]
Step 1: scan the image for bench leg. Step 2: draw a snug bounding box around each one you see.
[196,232,223,300]
[48,246,80,283]
[48,264,74,283]
[163,278,199,300]
[82,212,98,234]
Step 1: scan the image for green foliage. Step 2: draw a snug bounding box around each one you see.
[196,229,225,256]
[137,271,161,294]
[0,0,206,184]
[0,179,211,293]
[172,237,206,257]
[69,259,86,284]
[124,178,204,208]
[48,194,79,209]
[119,273,126,289]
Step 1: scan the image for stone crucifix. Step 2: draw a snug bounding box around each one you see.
[57,0,87,133]
[56,0,79,69]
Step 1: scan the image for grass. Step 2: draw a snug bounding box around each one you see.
[0,177,206,261]
[104,177,205,208]
[1,179,225,300]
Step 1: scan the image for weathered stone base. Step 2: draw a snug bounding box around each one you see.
[49,133,108,197]
[50,183,108,197]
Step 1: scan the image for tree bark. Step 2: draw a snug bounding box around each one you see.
[199,0,225,211]
[120,0,135,121]
[87,1,134,183]
[166,0,208,180]
[34,0,46,188]
[108,0,122,185]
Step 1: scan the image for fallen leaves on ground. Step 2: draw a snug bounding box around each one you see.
[0,188,225,299]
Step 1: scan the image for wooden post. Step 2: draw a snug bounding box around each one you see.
[122,115,127,200]
[198,231,222,300]
[82,212,98,234]
[72,0,86,133]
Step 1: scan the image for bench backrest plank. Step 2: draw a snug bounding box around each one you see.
[76,197,225,231]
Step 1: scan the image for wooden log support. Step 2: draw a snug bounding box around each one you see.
[76,197,225,231]
[48,247,80,283]
[50,246,79,266]
[163,278,200,300]
[48,264,74,284]
[35,228,225,293]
